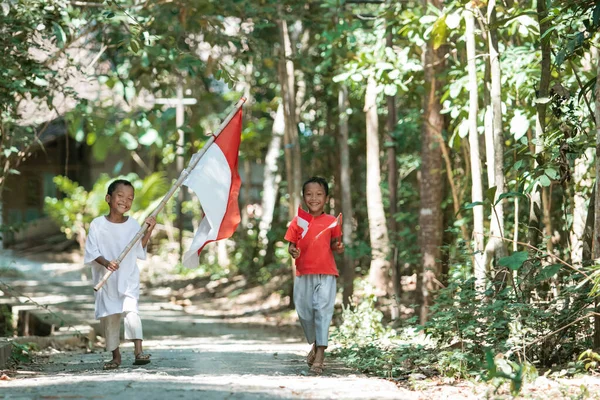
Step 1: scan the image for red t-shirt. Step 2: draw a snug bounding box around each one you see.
[284,213,342,276]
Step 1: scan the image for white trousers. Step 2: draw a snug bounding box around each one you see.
[293,274,336,347]
[101,312,143,352]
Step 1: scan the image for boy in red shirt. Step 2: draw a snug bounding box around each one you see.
[284,177,344,374]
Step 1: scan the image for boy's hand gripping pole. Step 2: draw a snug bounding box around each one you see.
[93,97,247,292]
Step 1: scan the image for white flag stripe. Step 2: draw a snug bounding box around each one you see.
[313,219,338,240]
[298,216,310,239]
[182,144,232,268]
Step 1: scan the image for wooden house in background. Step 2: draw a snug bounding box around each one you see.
[2,120,90,248]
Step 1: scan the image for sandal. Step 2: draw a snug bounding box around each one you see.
[309,361,324,375]
[103,361,120,370]
[133,352,151,365]
[307,345,316,367]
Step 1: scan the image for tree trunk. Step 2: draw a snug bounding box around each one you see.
[483,0,507,269]
[593,46,600,349]
[365,76,391,296]
[465,7,486,291]
[217,241,230,268]
[258,104,284,248]
[339,85,355,306]
[386,33,401,318]
[528,0,552,248]
[278,18,302,215]
[542,185,553,253]
[278,61,297,222]
[0,188,3,249]
[417,0,445,323]
[241,158,252,228]
[571,148,594,265]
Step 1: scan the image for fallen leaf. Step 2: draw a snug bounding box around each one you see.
[0,374,11,381]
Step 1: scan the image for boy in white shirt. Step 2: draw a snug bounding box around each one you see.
[84,179,156,370]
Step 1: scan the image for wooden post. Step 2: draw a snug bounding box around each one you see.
[94,97,246,291]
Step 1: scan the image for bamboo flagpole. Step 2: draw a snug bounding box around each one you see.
[94,97,247,292]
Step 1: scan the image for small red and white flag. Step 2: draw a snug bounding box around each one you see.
[297,207,313,239]
[313,213,342,241]
[182,108,243,268]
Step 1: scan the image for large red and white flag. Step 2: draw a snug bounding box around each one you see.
[182,108,243,268]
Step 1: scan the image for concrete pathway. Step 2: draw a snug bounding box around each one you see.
[0,251,413,399]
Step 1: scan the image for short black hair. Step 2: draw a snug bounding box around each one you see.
[107,179,134,196]
[302,176,329,196]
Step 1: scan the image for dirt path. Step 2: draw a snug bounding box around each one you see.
[0,251,412,399]
[3,251,600,399]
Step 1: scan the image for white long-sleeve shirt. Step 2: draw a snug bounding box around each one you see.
[84,216,146,319]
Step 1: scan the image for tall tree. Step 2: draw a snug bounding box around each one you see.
[385,32,401,316]
[365,76,391,295]
[593,45,600,350]
[258,104,284,248]
[278,17,302,215]
[528,0,552,250]
[483,0,507,269]
[464,6,485,291]
[338,85,355,306]
[416,0,445,323]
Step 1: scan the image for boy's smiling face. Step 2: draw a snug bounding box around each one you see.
[303,182,328,216]
[106,184,134,215]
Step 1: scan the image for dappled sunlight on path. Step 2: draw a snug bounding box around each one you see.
[1,251,412,399]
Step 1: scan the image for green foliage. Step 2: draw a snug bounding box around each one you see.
[483,350,538,397]
[578,349,600,371]
[498,251,529,271]
[0,305,12,336]
[10,342,38,364]
[332,295,389,348]
[332,295,438,378]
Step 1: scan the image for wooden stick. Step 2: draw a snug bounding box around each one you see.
[94,97,247,291]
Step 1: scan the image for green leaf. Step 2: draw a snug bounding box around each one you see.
[485,186,497,203]
[498,251,529,271]
[539,175,552,187]
[510,111,529,141]
[350,73,363,82]
[555,49,566,66]
[138,129,159,146]
[3,146,18,158]
[462,201,485,210]
[86,132,96,146]
[119,132,138,150]
[579,77,596,103]
[383,84,397,97]
[92,135,111,161]
[495,191,526,205]
[536,264,562,282]
[130,39,140,54]
[445,12,461,30]
[545,168,559,180]
[32,77,49,87]
[431,14,448,50]
[52,22,66,48]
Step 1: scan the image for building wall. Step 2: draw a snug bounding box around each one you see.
[2,136,88,246]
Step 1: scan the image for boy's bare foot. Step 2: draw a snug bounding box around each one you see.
[309,347,325,375]
[307,344,316,367]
